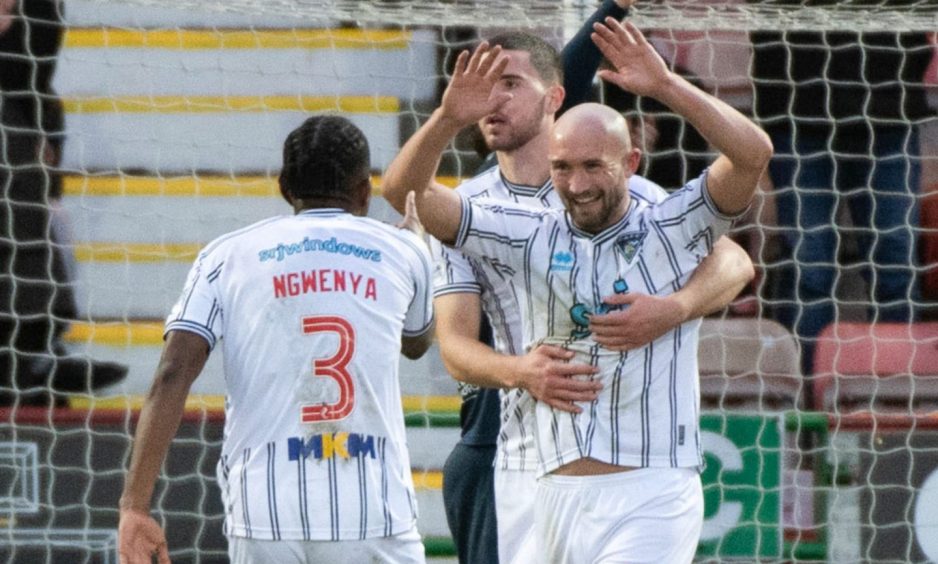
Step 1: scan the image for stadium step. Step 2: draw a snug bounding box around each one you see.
[60,95,403,173]
[55,19,438,174]
[59,28,436,99]
[61,174,459,318]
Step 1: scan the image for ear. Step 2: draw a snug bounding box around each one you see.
[278,176,294,206]
[624,147,642,175]
[355,175,372,212]
[545,84,565,116]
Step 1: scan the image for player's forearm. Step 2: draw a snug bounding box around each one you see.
[401,323,435,360]
[672,236,754,320]
[439,334,525,389]
[652,75,771,215]
[381,110,465,243]
[119,367,195,512]
[120,333,206,512]
[560,0,630,112]
[656,74,771,175]
[381,108,462,213]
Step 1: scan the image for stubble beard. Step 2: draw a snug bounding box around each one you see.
[567,185,626,234]
[483,98,546,154]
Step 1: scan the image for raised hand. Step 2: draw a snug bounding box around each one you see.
[589,292,686,351]
[396,190,425,239]
[119,509,170,564]
[516,344,601,413]
[440,41,511,128]
[591,18,670,98]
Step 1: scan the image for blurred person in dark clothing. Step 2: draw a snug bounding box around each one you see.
[749,0,934,378]
[1,0,125,406]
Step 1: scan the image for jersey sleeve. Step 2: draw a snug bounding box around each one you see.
[399,230,435,337]
[431,236,482,297]
[560,0,629,113]
[649,169,740,272]
[165,249,224,349]
[628,174,669,204]
[453,195,545,267]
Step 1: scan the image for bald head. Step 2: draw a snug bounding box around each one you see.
[551,103,632,157]
[548,103,640,234]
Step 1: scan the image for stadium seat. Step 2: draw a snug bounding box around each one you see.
[698,317,802,409]
[811,322,938,412]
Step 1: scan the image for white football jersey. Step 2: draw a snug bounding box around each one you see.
[453,172,735,476]
[165,208,433,541]
[432,167,668,472]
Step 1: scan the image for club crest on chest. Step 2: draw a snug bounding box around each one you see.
[614,231,647,265]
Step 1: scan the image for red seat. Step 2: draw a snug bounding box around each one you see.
[812,322,938,412]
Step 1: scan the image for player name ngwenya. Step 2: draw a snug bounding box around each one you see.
[272,269,378,301]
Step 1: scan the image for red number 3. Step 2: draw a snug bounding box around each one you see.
[300,315,355,423]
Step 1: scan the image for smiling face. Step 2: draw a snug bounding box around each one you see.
[549,104,641,234]
[478,49,561,153]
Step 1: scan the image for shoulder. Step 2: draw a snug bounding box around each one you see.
[627,174,669,204]
[642,169,724,218]
[357,217,432,261]
[470,195,555,217]
[200,215,287,258]
[455,166,503,198]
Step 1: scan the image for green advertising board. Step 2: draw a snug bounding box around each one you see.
[697,412,783,559]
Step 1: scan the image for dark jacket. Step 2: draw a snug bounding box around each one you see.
[0,0,65,155]
[0,0,71,320]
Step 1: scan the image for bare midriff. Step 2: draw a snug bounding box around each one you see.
[551,457,637,476]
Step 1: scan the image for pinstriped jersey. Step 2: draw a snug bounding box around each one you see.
[432,166,668,471]
[165,208,433,541]
[453,172,735,476]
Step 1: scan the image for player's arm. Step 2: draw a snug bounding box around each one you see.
[396,191,436,361]
[560,0,635,113]
[593,19,772,214]
[118,330,209,564]
[436,292,600,413]
[402,324,435,360]
[590,236,753,350]
[381,42,510,244]
[678,236,754,317]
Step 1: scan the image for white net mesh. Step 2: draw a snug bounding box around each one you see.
[76,0,938,31]
[1,0,937,562]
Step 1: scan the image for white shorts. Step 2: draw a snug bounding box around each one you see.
[535,468,703,564]
[494,467,538,564]
[227,527,425,564]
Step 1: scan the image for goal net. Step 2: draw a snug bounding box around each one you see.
[1,0,936,562]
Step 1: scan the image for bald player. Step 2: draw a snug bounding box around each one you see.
[383,17,772,563]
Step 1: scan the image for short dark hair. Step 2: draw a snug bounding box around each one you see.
[487,32,563,86]
[279,115,370,200]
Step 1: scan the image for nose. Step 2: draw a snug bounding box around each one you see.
[568,168,590,195]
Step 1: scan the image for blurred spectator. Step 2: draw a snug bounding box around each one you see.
[749,0,934,378]
[1,0,125,406]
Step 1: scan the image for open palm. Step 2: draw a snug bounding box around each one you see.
[441,42,511,127]
[592,18,670,98]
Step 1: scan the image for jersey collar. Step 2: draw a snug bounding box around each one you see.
[297,208,349,218]
[499,169,553,200]
[565,198,638,244]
